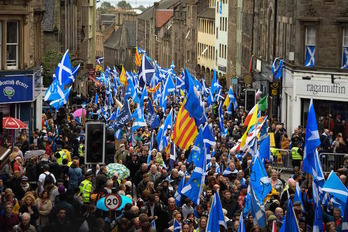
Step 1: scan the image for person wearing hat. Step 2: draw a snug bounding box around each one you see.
[114,143,128,164]
[79,170,93,204]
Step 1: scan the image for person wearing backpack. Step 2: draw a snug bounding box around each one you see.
[38,165,56,194]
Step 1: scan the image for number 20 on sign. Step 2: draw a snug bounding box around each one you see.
[104,194,122,211]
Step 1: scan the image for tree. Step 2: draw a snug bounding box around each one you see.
[117,0,132,10]
[99,1,113,14]
[138,5,146,12]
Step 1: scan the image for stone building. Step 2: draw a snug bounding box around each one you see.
[0,0,45,131]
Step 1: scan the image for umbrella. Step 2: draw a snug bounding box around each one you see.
[106,163,130,180]
[96,197,108,211]
[96,195,132,211]
[24,150,45,160]
[2,117,28,129]
[73,108,86,118]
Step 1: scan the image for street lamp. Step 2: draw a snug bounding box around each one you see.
[53,26,59,53]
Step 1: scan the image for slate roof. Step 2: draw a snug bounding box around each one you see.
[104,21,136,50]
[43,0,54,32]
[101,14,115,23]
[124,21,136,47]
[197,7,215,19]
[137,0,182,21]
[104,27,122,49]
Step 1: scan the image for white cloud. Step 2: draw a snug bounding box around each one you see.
[98,0,156,8]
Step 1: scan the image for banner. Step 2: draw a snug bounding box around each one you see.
[0,76,33,103]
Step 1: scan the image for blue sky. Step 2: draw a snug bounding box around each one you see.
[97,0,156,8]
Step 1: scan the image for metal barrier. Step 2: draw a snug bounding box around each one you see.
[319,153,347,173]
[270,148,292,170]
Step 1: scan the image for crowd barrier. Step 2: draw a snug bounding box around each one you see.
[269,148,347,173]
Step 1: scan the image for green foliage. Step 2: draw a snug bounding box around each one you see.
[99,1,113,14]
[42,50,63,87]
[117,0,132,10]
[138,5,147,12]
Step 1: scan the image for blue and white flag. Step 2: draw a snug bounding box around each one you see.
[176,75,185,91]
[44,79,65,102]
[250,154,272,204]
[219,0,222,14]
[303,99,321,175]
[237,211,246,232]
[174,218,181,232]
[279,199,300,232]
[49,86,72,110]
[250,184,267,228]
[258,116,269,144]
[94,92,99,105]
[305,45,315,67]
[147,100,160,129]
[208,69,221,104]
[138,55,155,88]
[147,133,154,165]
[206,192,227,232]
[272,58,284,79]
[322,170,348,203]
[140,86,148,109]
[53,50,74,86]
[203,124,216,162]
[151,219,156,228]
[228,86,238,111]
[96,57,104,64]
[312,179,324,232]
[294,182,306,213]
[131,107,147,134]
[156,109,172,151]
[72,64,80,78]
[160,74,175,110]
[258,135,271,163]
[218,102,227,137]
[113,100,132,132]
[174,175,185,206]
[342,47,348,69]
[190,128,204,167]
[125,73,140,103]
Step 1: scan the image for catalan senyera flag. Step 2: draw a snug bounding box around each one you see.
[135,47,143,67]
[172,99,198,150]
[120,65,127,86]
[148,83,161,93]
[240,104,258,148]
[243,104,257,127]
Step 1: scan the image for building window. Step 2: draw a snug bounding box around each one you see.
[305,26,316,67]
[0,22,2,70]
[6,21,19,69]
[342,27,348,69]
[216,28,218,39]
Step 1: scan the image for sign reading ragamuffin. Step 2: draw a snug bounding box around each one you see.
[296,78,348,99]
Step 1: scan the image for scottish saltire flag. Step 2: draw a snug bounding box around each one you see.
[174,174,185,206]
[279,199,300,232]
[201,79,210,96]
[303,99,321,175]
[305,45,315,67]
[156,109,173,151]
[272,58,284,79]
[249,184,267,228]
[258,116,269,143]
[312,179,324,232]
[176,75,185,91]
[147,100,160,129]
[184,72,206,125]
[151,219,156,228]
[147,133,154,165]
[214,89,225,103]
[125,73,140,103]
[131,107,147,134]
[194,78,203,93]
[44,79,65,102]
[237,211,245,232]
[140,86,148,109]
[138,55,155,88]
[160,75,175,110]
[247,137,258,157]
[228,86,238,110]
[208,69,221,104]
[219,0,222,14]
[223,166,237,176]
[96,57,104,64]
[94,92,99,104]
[294,182,306,213]
[313,150,325,182]
[53,50,74,86]
[322,170,348,203]
[342,47,348,69]
[258,135,271,163]
[218,102,227,137]
[243,190,251,218]
[50,86,72,109]
[250,154,272,204]
[203,124,215,162]
[72,64,80,78]
[174,218,181,232]
[113,100,132,131]
[182,133,206,205]
[206,192,227,232]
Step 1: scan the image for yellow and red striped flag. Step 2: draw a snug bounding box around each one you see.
[148,83,161,93]
[135,47,143,67]
[171,99,198,150]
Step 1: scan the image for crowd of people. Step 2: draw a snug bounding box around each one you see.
[0,73,348,232]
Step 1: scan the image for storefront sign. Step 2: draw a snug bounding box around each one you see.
[0,76,33,103]
[297,79,348,98]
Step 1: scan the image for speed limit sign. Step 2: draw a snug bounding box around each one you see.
[104,194,122,211]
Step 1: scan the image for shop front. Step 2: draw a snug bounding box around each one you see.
[0,69,43,135]
[281,68,348,135]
